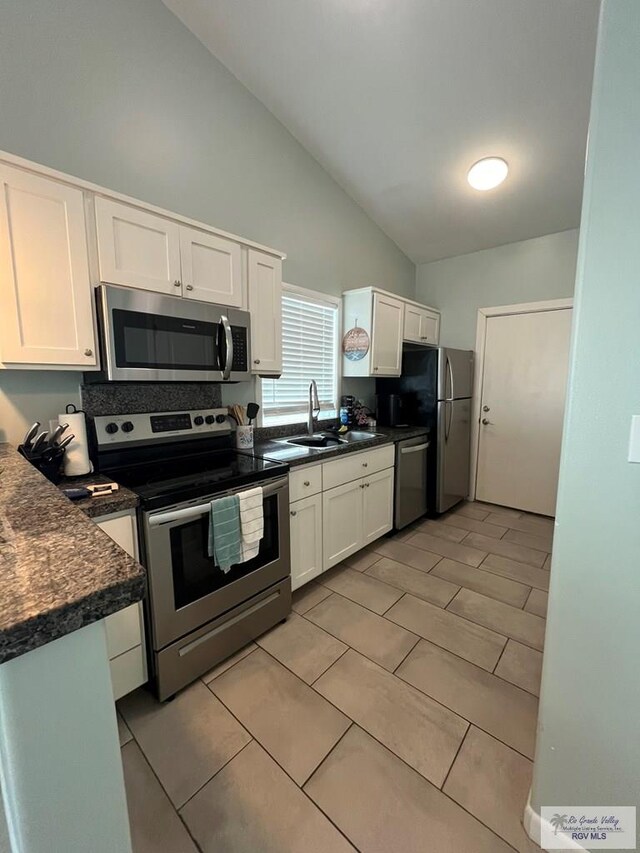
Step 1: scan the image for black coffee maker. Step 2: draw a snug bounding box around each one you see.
[375,393,410,427]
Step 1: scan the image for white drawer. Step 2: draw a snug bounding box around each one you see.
[289,464,323,501]
[105,602,143,660]
[110,644,147,701]
[322,444,395,491]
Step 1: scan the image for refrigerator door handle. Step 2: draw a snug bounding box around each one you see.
[446,355,454,401]
[445,400,452,441]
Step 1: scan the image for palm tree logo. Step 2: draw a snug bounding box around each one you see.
[550,814,569,835]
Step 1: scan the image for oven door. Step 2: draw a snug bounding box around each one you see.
[97,284,250,381]
[143,476,290,650]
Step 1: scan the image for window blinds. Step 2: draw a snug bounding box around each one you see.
[262,291,338,422]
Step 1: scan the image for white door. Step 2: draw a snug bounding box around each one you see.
[322,479,364,569]
[362,468,394,545]
[476,308,572,516]
[290,494,323,590]
[371,293,403,375]
[0,165,97,366]
[180,227,243,306]
[95,197,181,295]
[420,310,440,345]
[248,249,282,374]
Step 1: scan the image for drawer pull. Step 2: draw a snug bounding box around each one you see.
[290,510,297,517]
[362,462,368,467]
[304,480,310,486]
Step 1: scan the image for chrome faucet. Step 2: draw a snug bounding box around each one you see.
[308,380,320,435]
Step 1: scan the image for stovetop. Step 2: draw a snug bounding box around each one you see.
[105,450,287,510]
[92,408,288,510]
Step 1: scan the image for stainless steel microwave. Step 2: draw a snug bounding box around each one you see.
[95,284,251,382]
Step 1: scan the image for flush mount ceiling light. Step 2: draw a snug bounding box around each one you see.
[467,157,509,191]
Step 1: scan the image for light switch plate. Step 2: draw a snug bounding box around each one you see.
[628,415,640,463]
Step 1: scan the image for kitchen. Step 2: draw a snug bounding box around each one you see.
[1,1,640,852]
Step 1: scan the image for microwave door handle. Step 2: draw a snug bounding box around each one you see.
[220,314,233,380]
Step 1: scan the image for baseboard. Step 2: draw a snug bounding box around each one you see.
[524,790,588,851]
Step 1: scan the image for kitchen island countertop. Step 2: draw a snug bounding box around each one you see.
[0,443,145,664]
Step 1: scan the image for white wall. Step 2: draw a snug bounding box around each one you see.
[530,0,640,833]
[415,230,579,349]
[0,0,414,444]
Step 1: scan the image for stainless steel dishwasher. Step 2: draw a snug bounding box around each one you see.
[395,435,430,529]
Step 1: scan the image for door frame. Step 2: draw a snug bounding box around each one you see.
[469,298,573,501]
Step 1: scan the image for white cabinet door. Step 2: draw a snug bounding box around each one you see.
[95,197,181,295]
[323,479,364,570]
[96,511,147,698]
[420,309,440,345]
[362,467,394,545]
[0,166,97,366]
[180,227,243,306]
[248,250,282,374]
[371,293,403,376]
[290,494,323,590]
[403,304,423,343]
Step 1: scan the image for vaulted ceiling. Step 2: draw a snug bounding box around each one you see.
[163,0,600,263]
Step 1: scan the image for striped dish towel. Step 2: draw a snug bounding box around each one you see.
[208,495,241,573]
[238,486,264,562]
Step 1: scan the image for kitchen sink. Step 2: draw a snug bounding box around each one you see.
[283,434,347,448]
[274,430,384,452]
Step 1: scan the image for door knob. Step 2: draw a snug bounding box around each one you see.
[482,418,492,425]
[482,405,490,412]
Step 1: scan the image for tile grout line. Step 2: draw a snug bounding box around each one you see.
[178,737,254,813]
[438,721,471,791]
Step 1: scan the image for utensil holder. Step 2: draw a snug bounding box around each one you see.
[235,425,254,450]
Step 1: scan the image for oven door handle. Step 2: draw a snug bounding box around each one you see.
[147,477,288,527]
[220,314,233,380]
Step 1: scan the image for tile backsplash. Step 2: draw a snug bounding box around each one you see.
[81,382,222,417]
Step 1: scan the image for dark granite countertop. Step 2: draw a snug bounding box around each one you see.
[59,474,139,519]
[253,425,429,468]
[0,444,145,664]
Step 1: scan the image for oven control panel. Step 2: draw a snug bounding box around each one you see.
[95,408,231,446]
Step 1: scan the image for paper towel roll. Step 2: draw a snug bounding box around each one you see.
[59,411,93,476]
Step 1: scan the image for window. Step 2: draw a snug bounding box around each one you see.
[262,285,340,426]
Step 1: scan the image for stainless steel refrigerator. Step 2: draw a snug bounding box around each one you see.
[376,347,473,514]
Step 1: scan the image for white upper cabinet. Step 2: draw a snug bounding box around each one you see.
[343,287,440,377]
[248,249,282,375]
[95,197,182,295]
[0,165,97,367]
[342,287,403,378]
[403,302,440,346]
[371,292,404,375]
[96,198,245,306]
[180,227,243,306]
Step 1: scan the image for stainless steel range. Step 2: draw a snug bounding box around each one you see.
[93,408,291,700]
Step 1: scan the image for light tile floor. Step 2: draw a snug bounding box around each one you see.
[118,500,551,852]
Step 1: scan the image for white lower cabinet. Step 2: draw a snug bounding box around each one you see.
[288,446,395,585]
[290,493,323,591]
[322,479,365,569]
[95,510,148,700]
[362,467,395,545]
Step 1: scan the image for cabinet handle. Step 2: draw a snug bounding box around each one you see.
[365,482,370,488]
[173,280,181,288]
[254,359,261,365]
[304,480,310,486]
[373,366,378,372]
[185,284,194,291]
[290,510,297,517]
[362,462,368,468]
[359,484,365,489]
[84,348,93,357]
